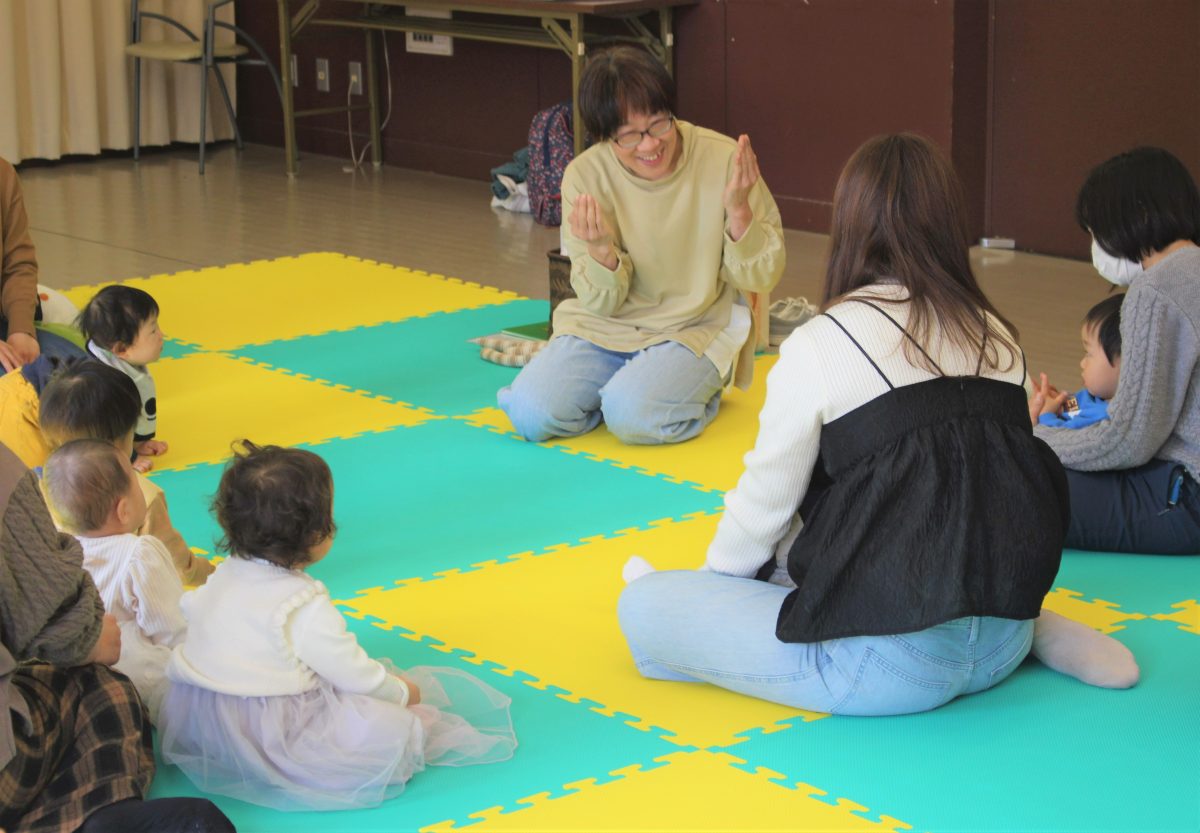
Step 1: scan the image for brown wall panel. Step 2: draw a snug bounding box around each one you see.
[950,0,990,241]
[720,0,958,230]
[236,0,970,233]
[988,0,1200,258]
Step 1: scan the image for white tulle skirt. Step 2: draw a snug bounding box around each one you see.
[158,665,517,811]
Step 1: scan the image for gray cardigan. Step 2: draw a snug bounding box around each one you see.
[0,443,103,770]
[1035,246,1200,477]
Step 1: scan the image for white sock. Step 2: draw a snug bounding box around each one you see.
[1031,610,1140,689]
[622,555,656,584]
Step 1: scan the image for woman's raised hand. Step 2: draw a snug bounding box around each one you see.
[724,134,759,241]
[568,194,619,270]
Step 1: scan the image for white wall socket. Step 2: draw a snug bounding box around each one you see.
[405,6,453,56]
[348,61,363,95]
[315,57,330,92]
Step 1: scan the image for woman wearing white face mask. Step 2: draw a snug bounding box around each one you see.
[1032,147,1200,554]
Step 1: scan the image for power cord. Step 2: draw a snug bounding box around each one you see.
[345,34,394,172]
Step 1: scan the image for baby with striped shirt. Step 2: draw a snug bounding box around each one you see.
[43,438,186,722]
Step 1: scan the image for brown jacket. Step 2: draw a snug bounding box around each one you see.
[0,443,102,770]
[0,158,39,337]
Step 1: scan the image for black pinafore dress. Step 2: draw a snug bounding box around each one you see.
[776,302,1069,644]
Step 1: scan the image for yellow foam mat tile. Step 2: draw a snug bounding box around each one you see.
[1151,600,1200,635]
[148,352,436,471]
[64,253,520,351]
[458,354,777,493]
[345,513,820,749]
[425,750,911,833]
[1040,587,1147,633]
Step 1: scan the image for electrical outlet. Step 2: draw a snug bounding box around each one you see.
[290,54,298,88]
[405,6,453,56]
[348,61,363,96]
[406,31,453,56]
[315,57,330,92]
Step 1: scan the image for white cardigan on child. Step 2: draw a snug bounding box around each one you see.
[167,557,409,704]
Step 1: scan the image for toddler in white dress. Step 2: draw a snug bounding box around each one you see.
[158,441,517,811]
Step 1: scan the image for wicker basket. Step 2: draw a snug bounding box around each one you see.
[547,248,575,337]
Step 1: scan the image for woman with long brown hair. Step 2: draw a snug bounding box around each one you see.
[617,134,1135,715]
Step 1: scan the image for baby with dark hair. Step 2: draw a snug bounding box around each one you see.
[159,441,517,811]
[1035,294,1124,429]
[43,439,186,722]
[37,359,213,585]
[78,285,167,472]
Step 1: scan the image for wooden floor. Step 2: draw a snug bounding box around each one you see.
[19,142,1113,386]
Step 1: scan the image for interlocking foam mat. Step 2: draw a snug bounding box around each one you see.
[65,254,1200,832]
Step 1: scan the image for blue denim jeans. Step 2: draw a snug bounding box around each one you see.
[0,319,86,364]
[617,570,1035,716]
[497,335,723,445]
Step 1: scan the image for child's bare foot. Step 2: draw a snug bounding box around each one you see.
[132,455,154,474]
[136,439,169,456]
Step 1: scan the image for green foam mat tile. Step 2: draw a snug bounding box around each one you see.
[716,623,1199,832]
[159,337,202,361]
[1054,548,1200,614]
[149,621,678,832]
[147,419,721,599]
[229,300,548,416]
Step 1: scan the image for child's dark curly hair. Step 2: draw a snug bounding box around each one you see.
[77,285,159,352]
[212,441,336,569]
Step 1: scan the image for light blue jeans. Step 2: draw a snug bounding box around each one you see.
[617,570,1035,716]
[497,335,724,445]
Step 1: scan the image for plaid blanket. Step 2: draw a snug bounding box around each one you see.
[0,664,153,833]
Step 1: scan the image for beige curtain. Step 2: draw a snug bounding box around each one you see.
[0,0,236,163]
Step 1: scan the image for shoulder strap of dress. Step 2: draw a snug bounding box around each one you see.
[847,298,946,377]
[973,322,1028,382]
[822,312,895,390]
[975,327,988,376]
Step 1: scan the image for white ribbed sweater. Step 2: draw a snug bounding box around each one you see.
[705,284,1025,578]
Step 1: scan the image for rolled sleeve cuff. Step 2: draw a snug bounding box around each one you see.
[583,250,629,289]
[725,220,767,262]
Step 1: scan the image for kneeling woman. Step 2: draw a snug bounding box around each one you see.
[619,134,1098,715]
[499,46,785,445]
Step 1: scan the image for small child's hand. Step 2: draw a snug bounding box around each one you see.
[1028,372,1068,426]
[136,439,169,457]
[132,455,154,474]
[398,674,421,705]
[84,614,122,666]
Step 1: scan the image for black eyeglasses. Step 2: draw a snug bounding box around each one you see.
[612,116,675,149]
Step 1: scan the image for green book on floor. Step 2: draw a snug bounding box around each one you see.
[501,321,550,341]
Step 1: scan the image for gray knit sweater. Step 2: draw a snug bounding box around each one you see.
[1034,246,1200,477]
[0,443,103,770]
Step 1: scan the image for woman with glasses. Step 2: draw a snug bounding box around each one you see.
[616,134,1137,716]
[498,46,785,445]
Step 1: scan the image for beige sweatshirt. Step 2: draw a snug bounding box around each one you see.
[555,121,785,389]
